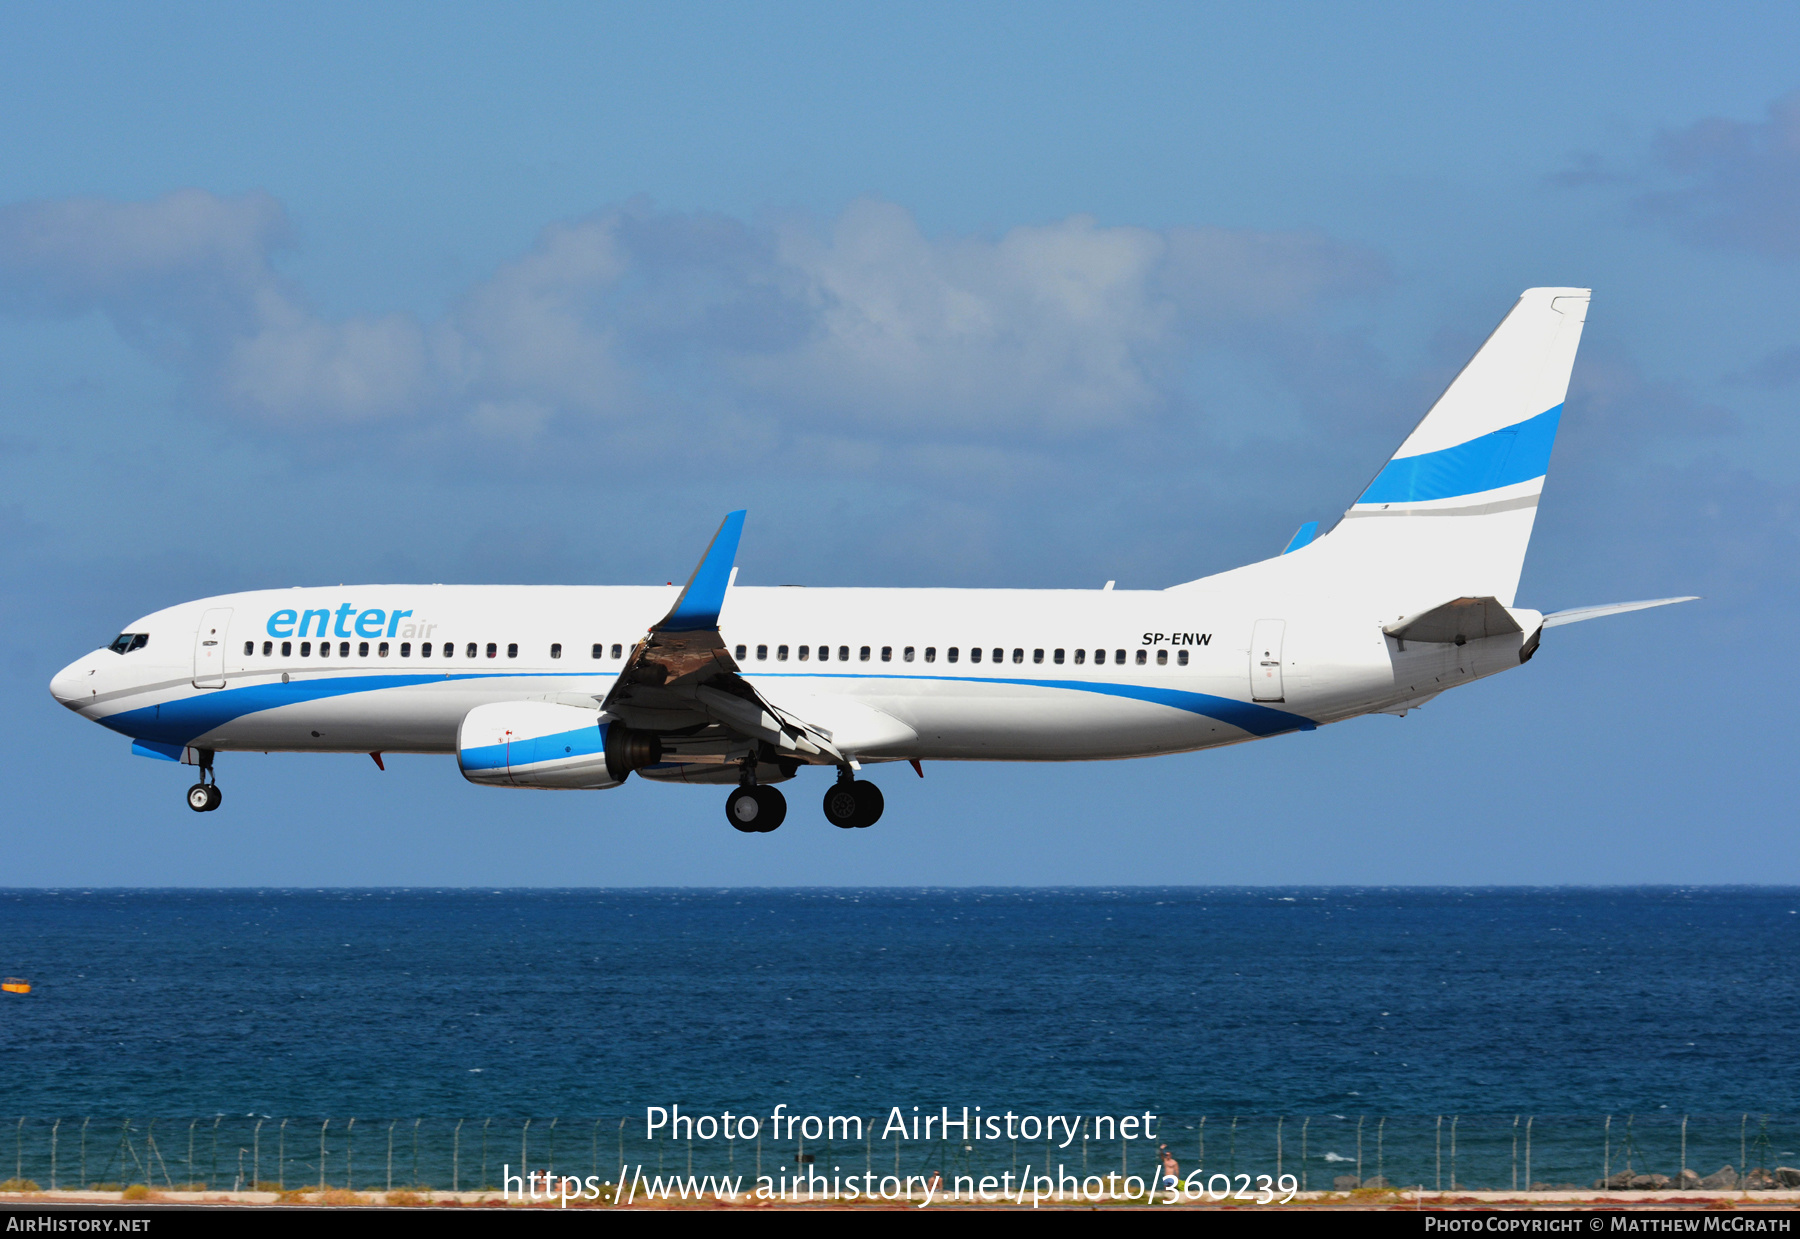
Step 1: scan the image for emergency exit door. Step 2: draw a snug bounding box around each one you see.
[1250,618,1286,702]
[193,608,232,689]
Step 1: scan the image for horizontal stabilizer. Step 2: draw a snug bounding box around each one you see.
[1384,596,1522,644]
[1541,596,1698,628]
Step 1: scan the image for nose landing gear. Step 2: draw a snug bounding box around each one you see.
[186,750,222,812]
[821,771,883,829]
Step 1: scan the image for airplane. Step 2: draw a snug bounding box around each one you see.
[50,287,1693,832]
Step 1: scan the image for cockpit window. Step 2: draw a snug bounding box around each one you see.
[108,633,149,655]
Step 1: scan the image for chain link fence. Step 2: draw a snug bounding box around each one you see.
[2,1113,1796,1194]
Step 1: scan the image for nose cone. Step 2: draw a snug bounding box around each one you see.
[49,657,92,709]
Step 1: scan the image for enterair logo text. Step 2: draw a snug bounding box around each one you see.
[266,605,436,641]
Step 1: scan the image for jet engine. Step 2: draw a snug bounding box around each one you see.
[457,701,661,789]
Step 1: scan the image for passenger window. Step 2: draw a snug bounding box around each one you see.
[903,647,915,662]
[359,642,370,657]
[881,646,892,662]
[757,645,768,661]
[550,644,562,659]
[1115,650,1126,664]
[486,643,497,659]
[243,641,254,656]
[733,644,745,660]
[401,643,412,657]
[859,646,870,661]
[1095,649,1106,664]
[924,647,937,663]
[839,646,849,662]
[1156,649,1167,665]
[263,641,273,656]
[319,641,331,658]
[798,645,810,661]
[466,643,477,658]
[1033,649,1044,664]
[379,642,390,657]
[1074,649,1085,664]
[281,641,292,657]
[1012,649,1023,664]
[421,642,431,657]
[611,644,622,659]
[817,645,828,662]
[592,643,604,659]
[1178,650,1189,666]
[992,648,1002,663]
[1135,649,1146,665]
[301,641,312,656]
[778,645,789,661]
[946,648,958,663]
[970,647,982,663]
[507,643,518,658]
[1053,649,1064,664]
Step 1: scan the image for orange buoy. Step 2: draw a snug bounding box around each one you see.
[2,978,28,994]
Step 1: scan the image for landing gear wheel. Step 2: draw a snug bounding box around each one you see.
[822,779,883,828]
[187,783,213,813]
[204,785,222,812]
[726,785,786,833]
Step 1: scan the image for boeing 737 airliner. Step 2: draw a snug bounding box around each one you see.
[50,288,1692,831]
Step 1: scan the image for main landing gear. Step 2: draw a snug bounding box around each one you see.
[726,766,885,832]
[821,771,883,829]
[726,784,786,833]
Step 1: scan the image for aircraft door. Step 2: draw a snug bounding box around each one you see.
[1250,618,1285,702]
[193,607,232,689]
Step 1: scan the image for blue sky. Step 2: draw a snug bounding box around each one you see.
[4,2,1797,885]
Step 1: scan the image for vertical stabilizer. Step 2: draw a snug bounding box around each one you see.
[1322,287,1589,608]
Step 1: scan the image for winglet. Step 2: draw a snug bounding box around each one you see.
[656,511,746,632]
[1282,521,1319,555]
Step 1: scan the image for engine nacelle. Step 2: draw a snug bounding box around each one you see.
[456,701,660,789]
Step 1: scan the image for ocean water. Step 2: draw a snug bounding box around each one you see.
[1,887,1795,1191]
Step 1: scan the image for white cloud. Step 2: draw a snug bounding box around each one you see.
[0,190,1388,445]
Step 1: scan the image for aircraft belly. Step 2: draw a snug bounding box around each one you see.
[869,680,1243,761]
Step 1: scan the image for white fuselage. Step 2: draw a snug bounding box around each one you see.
[48,564,1538,767]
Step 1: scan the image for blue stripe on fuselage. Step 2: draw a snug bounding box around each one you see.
[97,669,1314,747]
[1358,404,1561,505]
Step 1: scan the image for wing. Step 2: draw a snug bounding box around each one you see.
[602,511,846,774]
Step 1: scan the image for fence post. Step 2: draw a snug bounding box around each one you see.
[319,1120,329,1191]
[212,1116,221,1189]
[483,1118,492,1190]
[456,1119,465,1193]
[616,1118,624,1189]
[187,1120,196,1187]
[278,1119,288,1192]
[1276,1116,1283,1180]
[521,1118,531,1187]
[51,1118,60,1191]
[1525,1116,1532,1190]
[1376,1117,1385,1188]
[1435,1116,1441,1192]
[1450,1115,1457,1190]
[1680,1115,1687,1183]
[16,1115,23,1182]
[549,1117,558,1178]
[1300,1117,1308,1191]
[1741,1114,1747,1186]
[1511,1116,1518,1192]
[386,1121,395,1192]
[1197,1117,1204,1177]
[1604,1114,1611,1188]
[345,1117,354,1190]
[411,1118,421,1188]
[81,1118,89,1189]
[253,1119,263,1191]
[1356,1116,1363,1187]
